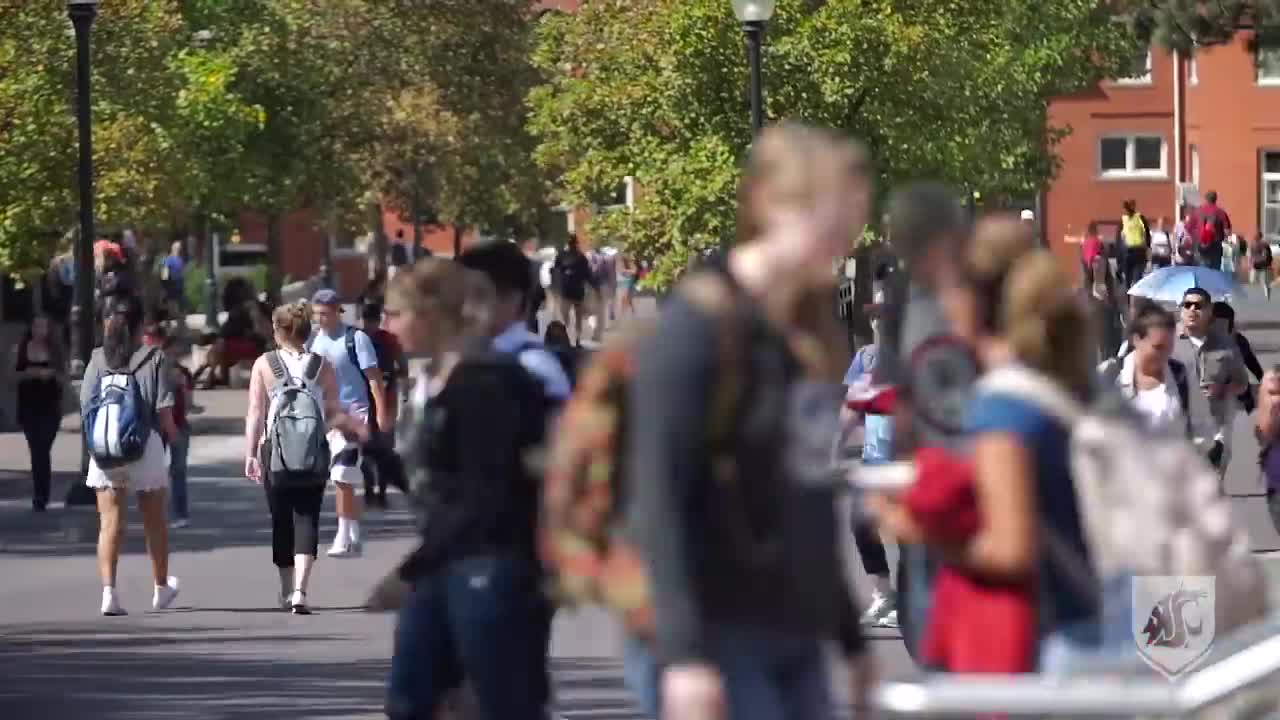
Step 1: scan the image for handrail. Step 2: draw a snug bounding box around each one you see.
[874,615,1280,717]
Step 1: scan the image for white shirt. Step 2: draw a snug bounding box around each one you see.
[1151,230,1171,254]
[1115,352,1185,434]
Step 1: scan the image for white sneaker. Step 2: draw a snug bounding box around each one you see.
[152,576,180,610]
[101,588,127,617]
[327,540,362,558]
[860,590,891,625]
[877,609,899,629]
[169,518,189,530]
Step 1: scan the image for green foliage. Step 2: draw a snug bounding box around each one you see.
[528,0,1138,289]
[1128,1,1280,52]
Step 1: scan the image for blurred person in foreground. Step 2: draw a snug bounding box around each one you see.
[628,122,875,720]
[873,220,1093,672]
[871,182,981,662]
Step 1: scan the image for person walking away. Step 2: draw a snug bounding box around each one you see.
[245,302,366,613]
[1119,200,1151,291]
[1176,288,1248,491]
[543,320,584,388]
[1191,191,1232,270]
[1111,306,1190,434]
[1080,222,1104,286]
[144,323,196,527]
[591,250,617,342]
[874,223,1072,673]
[553,235,592,345]
[1150,217,1173,269]
[1222,233,1239,276]
[870,182,981,663]
[81,293,182,616]
[1212,301,1265,414]
[381,260,551,719]
[520,238,547,334]
[618,254,639,317]
[1250,232,1273,300]
[306,288,390,558]
[630,123,875,720]
[359,300,406,509]
[841,318,898,629]
[15,315,65,512]
[1174,211,1197,265]
[1080,256,1125,365]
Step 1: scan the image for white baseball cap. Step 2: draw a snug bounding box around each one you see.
[1019,209,1035,221]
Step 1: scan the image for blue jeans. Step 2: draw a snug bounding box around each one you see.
[168,429,190,520]
[386,553,546,720]
[707,624,834,720]
[622,635,660,718]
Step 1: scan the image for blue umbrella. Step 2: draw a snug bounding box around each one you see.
[1127,265,1247,304]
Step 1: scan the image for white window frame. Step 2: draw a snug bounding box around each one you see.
[1098,134,1167,179]
[598,176,635,213]
[1114,49,1153,85]
[1262,151,1280,242]
[1259,46,1280,85]
[1188,52,1198,85]
[1190,144,1200,186]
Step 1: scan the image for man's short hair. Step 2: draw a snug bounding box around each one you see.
[458,241,533,304]
[1130,305,1175,340]
[1183,287,1212,305]
[311,288,340,306]
[1205,190,1218,204]
[887,182,966,265]
[362,300,383,323]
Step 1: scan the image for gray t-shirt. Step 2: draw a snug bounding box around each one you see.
[80,345,175,416]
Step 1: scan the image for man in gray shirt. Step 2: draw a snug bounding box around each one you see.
[873,183,980,659]
[1173,288,1247,489]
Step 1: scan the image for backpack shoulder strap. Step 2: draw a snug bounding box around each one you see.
[1169,358,1193,436]
[265,351,287,382]
[301,352,323,384]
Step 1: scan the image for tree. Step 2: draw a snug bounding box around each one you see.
[1127,1,1280,52]
[0,0,185,277]
[528,0,1139,288]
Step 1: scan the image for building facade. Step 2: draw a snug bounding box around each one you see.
[1045,33,1280,278]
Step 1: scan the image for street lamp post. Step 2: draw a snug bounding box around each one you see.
[731,0,775,134]
[67,0,98,508]
[193,30,221,333]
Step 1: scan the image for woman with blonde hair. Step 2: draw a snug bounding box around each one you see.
[873,216,1097,672]
[381,259,552,720]
[628,122,874,720]
[243,301,366,614]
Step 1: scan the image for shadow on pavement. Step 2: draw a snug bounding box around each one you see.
[0,624,645,720]
[0,465,419,559]
[0,624,390,719]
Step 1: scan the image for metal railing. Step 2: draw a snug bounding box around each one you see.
[874,615,1280,718]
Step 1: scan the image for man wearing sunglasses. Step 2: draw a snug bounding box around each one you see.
[1175,288,1248,489]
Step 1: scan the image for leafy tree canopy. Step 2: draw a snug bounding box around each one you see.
[529,0,1139,288]
[1128,0,1280,52]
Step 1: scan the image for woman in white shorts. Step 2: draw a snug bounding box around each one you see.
[82,293,181,616]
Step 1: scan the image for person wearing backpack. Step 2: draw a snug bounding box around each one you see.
[552,234,592,345]
[1118,199,1151,290]
[1249,231,1274,299]
[81,293,182,617]
[625,124,875,720]
[244,302,366,614]
[359,300,406,509]
[378,259,551,720]
[306,288,390,558]
[1191,191,1232,270]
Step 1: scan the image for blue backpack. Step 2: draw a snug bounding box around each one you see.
[84,348,159,469]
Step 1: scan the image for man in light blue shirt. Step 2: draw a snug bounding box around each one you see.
[307,288,389,557]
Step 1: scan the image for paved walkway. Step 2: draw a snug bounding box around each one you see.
[3,293,1279,718]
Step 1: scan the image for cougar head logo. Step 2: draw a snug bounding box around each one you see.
[1142,585,1208,649]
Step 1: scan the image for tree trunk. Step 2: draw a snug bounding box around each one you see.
[265,212,283,305]
[322,211,336,289]
[370,202,388,281]
[452,223,465,258]
[411,193,424,261]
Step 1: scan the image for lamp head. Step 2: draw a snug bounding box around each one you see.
[731,0,776,22]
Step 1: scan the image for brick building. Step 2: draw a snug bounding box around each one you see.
[1045,33,1280,278]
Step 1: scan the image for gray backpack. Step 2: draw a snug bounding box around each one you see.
[265,352,330,484]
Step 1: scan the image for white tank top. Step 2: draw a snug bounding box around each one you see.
[266,349,326,431]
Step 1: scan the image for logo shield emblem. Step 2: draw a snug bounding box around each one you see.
[1132,575,1216,678]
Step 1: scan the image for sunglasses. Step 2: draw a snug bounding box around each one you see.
[1182,300,1207,310]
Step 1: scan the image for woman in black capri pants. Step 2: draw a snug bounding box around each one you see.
[244,302,366,613]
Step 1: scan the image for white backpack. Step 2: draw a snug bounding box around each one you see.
[980,365,1269,636]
